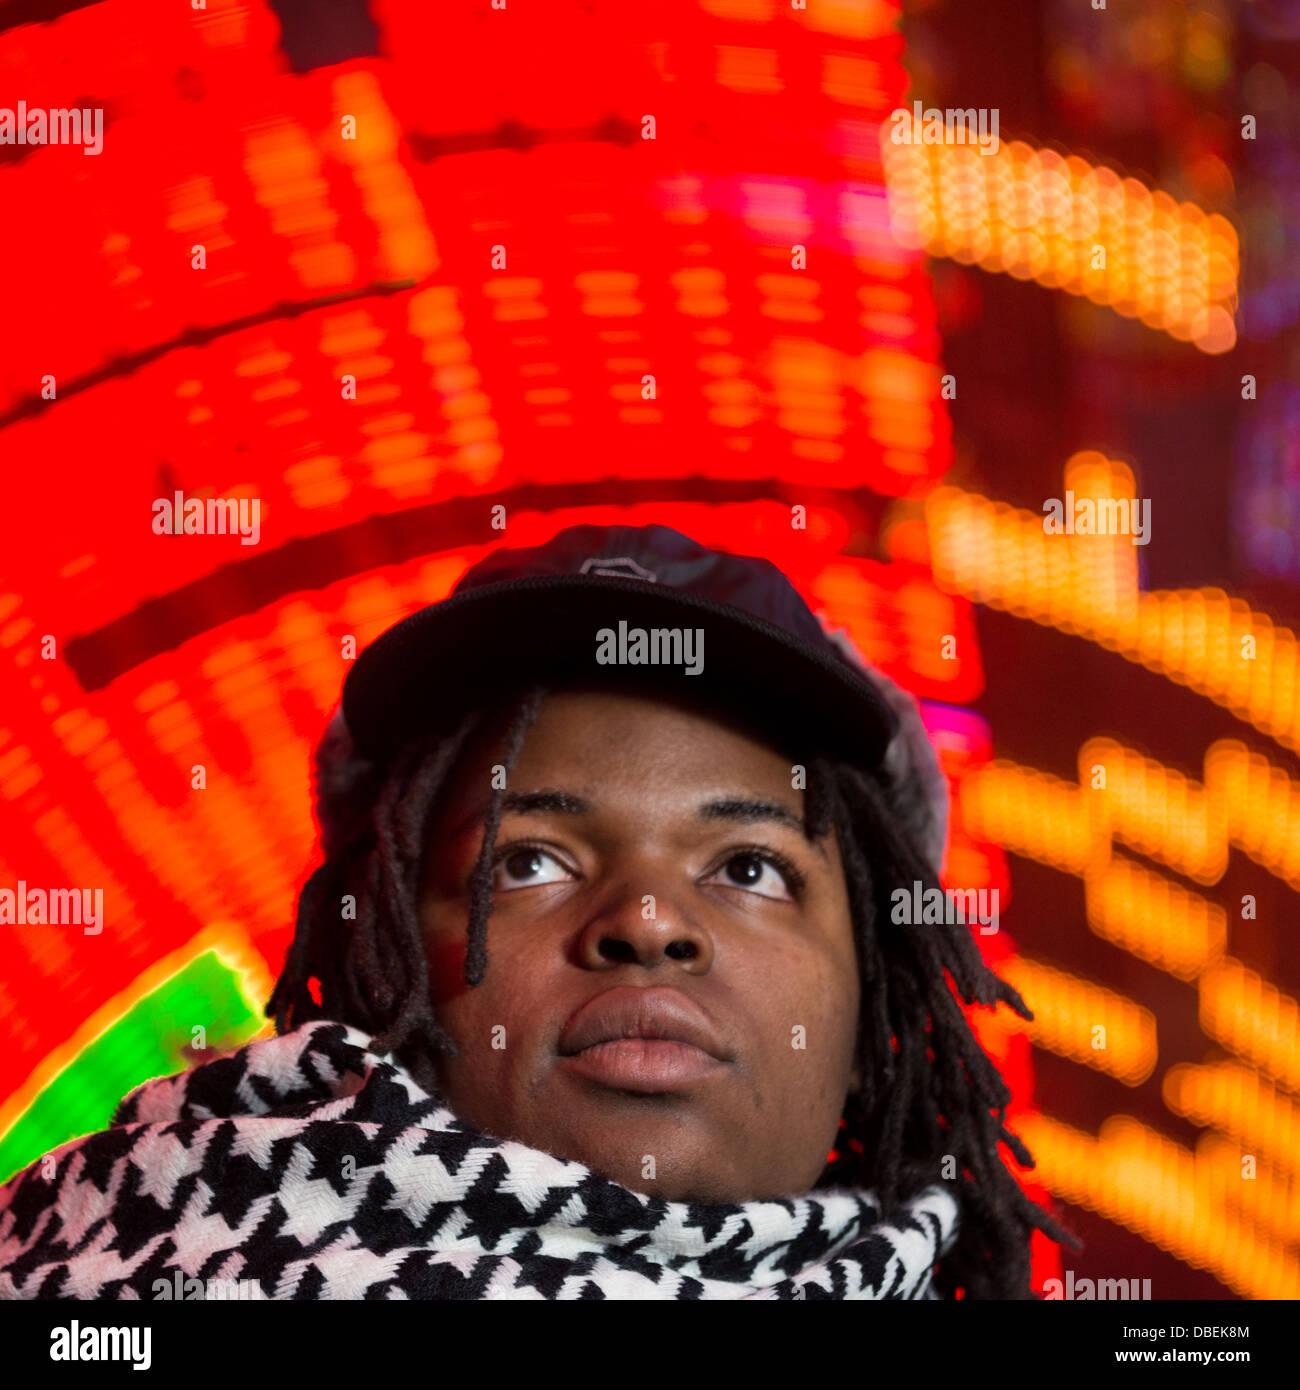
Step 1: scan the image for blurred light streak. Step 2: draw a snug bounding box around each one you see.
[1198,957,1300,1096]
[1016,1112,1300,1299]
[962,738,1296,978]
[1083,854,1226,984]
[1093,735,1300,894]
[928,454,1300,756]
[993,955,1158,1085]
[882,138,1238,353]
[1196,1131,1300,1247]
[1164,1062,1300,1180]
[0,922,274,1185]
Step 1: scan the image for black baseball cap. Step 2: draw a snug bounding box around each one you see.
[342,524,900,771]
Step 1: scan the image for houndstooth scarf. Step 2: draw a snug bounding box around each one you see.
[0,1019,959,1300]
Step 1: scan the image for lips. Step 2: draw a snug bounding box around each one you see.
[558,986,729,1061]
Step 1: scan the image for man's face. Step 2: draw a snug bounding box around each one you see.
[419,686,861,1203]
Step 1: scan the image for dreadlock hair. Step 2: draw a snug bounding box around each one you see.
[269,681,1078,1300]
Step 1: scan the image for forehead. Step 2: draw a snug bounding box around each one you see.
[445,685,804,809]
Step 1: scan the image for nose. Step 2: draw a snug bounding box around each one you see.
[574,879,715,972]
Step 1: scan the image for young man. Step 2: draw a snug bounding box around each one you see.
[0,524,1070,1299]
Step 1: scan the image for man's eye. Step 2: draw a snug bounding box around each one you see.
[704,852,797,902]
[491,846,573,892]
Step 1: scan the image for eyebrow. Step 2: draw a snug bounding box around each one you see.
[492,789,825,856]
[500,790,591,817]
[699,798,828,859]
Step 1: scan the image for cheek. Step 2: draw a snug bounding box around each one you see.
[753,940,858,1072]
[811,970,858,1070]
[423,929,545,1069]
[804,915,860,1077]
[825,886,860,1045]
[427,937,469,1011]
[425,939,511,1065]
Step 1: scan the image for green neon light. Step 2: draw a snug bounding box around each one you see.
[0,950,266,1185]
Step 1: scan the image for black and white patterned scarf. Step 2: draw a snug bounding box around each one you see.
[0,1020,959,1300]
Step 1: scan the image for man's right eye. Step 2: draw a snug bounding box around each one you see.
[491,845,574,892]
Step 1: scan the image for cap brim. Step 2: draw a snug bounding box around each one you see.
[342,574,898,769]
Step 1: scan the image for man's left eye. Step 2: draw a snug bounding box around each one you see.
[492,847,573,892]
[703,852,795,901]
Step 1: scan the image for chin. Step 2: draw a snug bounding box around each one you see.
[612,1165,745,1205]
